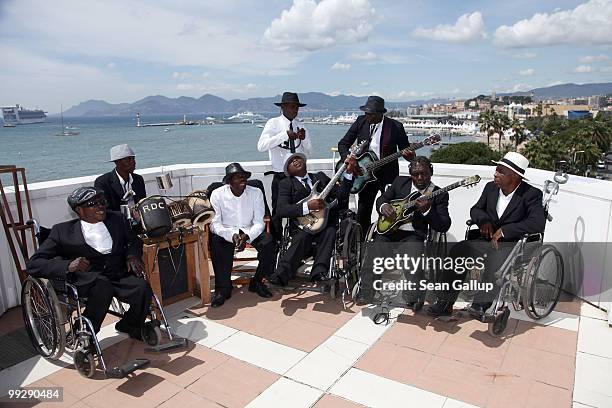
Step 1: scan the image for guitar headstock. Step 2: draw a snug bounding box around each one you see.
[422,134,442,146]
[461,175,481,188]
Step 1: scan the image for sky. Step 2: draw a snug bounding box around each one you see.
[1,0,612,113]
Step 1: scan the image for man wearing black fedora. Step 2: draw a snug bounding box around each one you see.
[427,152,546,319]
[209,163,277,307]
[338,96,412,234]
[257,92,312,241]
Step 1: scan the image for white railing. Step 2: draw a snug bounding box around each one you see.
[1,160,611,316]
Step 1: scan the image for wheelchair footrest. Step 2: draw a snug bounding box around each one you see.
[144,337,187,352]
[105,358,150,378]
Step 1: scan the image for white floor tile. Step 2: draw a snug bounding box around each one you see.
[580,302,608,321]
[285,335,370,391]
[213,331,306,375]
[574,351,612,401]
[167,314,238,348]
[578,316,612,359]
[509,308,579,331]
[573,386,612,408]
[443,398,480,408]
[333,306,402,345]
[161,296,203,318]
[330,368,446,408]
[245,377,323,408]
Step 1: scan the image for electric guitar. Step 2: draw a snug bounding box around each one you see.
[297,140,368,234]
[337,134,441,194]
[376,175,481,235]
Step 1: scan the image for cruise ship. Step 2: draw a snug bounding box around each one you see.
[1,104,47,125]
[225,111,267,124]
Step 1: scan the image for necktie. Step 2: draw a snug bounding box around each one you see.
[289,122,296,153]
[301,177,311,193]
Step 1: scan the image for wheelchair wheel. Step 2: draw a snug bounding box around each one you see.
[142,320,162,347]
[462,266,483,298]
[342,221,362,297]
[21,277,65,360]
[522,245,564,320]
[74,349,96,378]
[488,307,510,337]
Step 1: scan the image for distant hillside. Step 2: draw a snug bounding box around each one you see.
[507,82,612,100]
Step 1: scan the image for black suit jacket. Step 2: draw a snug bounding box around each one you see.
[26,212,143,286]
[94,170,147,211]
[338,115,410,185]
[470,181,545,241]
[376,176,451,239]
[277,172,353,228]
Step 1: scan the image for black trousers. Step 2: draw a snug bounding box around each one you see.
[274,226,336,283]
[270,172,286,241]
[210,232,277,295]
[78,274,153,333]
[357,179,386,236]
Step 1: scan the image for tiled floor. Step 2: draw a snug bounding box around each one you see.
[1,289,611,407]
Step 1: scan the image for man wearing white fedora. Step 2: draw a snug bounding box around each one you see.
[427,151,546,318]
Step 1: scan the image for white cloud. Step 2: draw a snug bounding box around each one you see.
[361,82,370,86]
[579,54,609,63]
[494,0,612,48]
[172,71,192,80]
[519,68,535,76]
[177,83,195,90]
[396,90,435,99]
[510,83,532,92]
[263,0,377,51]
[327,91,341,96]
[513,52,537,59]
[412,12,487,43]
[107,62,116,69]
[331,62,350,71]
[349,51,377,61]
[547,80,564,86]
[574,65,594,73]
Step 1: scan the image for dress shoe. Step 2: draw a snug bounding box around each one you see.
[309,273,324,283]
[211,292,227,308]
[426,300,453,317]
[249,281,273,298]
[268,275,287,287]
[467,303,488,320]
[115,319,143,341]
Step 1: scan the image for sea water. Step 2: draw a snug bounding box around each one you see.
[0,115,471,183]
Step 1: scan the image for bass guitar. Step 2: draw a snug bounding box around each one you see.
[376,175,481,235]
[338,134,441,194]
[297,140,368,234]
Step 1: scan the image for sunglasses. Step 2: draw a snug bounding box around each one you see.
[81,198,107,208]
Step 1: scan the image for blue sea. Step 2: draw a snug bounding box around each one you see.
[0,115,473,183]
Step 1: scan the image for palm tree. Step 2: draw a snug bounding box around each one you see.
[535,102,543,118]
[584,118,612,152]
[510,117,527,149]
[478,109,495,147]
[494,113,511,152]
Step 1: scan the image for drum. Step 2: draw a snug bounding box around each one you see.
[136,196,172,237]
[167,200,193,228]
[186,190,215,229]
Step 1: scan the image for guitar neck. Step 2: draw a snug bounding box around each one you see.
[404,180,464,207]
[319,162,347,200]
[368,141,425,170]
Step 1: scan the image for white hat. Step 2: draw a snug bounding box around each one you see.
[109,144,135,162]
[492,152,529,180]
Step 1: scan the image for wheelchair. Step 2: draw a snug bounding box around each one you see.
[462,169,568,337]
[21,220,186,379]
[275,209,363,306]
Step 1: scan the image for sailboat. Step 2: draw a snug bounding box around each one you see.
[56,106,79,136]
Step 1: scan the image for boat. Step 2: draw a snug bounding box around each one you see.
[1,105,47,125]
[2,123,16,128]
[225,111,267,124]
[56,107,79,136]
[329,113,358,125]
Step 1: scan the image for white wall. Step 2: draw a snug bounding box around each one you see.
[1,160,611,315]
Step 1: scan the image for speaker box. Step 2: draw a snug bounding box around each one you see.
[156,245,189,301]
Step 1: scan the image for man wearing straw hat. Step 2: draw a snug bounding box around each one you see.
[95,144,147,212]
[427,152,546,318]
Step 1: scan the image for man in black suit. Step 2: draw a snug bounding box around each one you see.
[427,152,546,318]
[27,187,152,339]
[338,96,413,234]
[361,157,451,307]
[268,153,356,286]
[95,144,146,212]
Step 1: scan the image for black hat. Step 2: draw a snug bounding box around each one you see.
[67,186,104,211]
[359,95,387,113]
[223,163,252,184]
[274,92,306,107]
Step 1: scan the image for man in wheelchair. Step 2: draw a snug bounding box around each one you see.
[428,152,546,318]
[27,187,153,340]
[268,153,356,286]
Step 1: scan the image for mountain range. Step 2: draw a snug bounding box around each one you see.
[62,82,612,117]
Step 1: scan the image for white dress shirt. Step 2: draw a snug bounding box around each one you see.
[257,114,312,172]
[496,184,519,219]
[368,118,384,157]
[115,170,135,206]
[210,185,265,243]
[81,221,113,254]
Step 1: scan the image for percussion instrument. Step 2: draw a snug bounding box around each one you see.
[136,196,172,237]
[167,200,193,228]
[186,190,215,228]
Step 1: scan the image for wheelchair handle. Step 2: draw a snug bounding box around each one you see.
[26,219,40,236]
